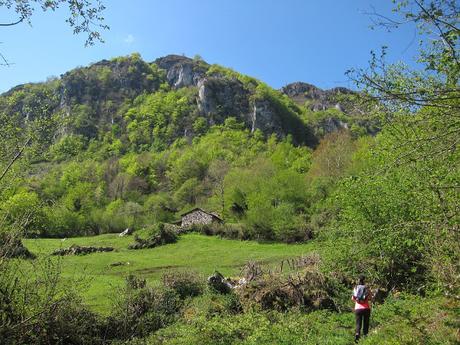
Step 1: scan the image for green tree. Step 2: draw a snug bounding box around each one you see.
[48,134,86,162]
[0,189,44,235]
[331,0,460,295]
[124,90,193,151]
[224,157,309,242]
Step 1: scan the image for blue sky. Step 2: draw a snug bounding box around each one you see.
[0,0,420,93]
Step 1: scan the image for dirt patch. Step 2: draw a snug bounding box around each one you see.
[133,265,184,274]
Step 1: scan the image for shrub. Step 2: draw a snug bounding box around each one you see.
[213,223,248,240]
[44,203,96,237]
[24,294,102,345]
[362,295,459,345]
[0,232,35,259]
[126,274,147,289]
[237,264,349,313]
[187,223,248,240]
[96,200,142,234]
[106,275,182,340]
[162,271,204,299]
[203,292,243,318]
[0,257,102,345]
[129,223,178,250]
[0,190,45,236]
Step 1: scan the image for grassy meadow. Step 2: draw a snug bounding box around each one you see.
[14,233,459,344]
[22,233,315,313]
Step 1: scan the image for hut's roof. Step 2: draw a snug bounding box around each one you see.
[180,207,222,220]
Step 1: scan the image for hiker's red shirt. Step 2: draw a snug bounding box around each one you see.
[352,296,370,310]
[352,287,372,310]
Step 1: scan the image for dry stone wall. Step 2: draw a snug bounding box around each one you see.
[181,210,214,227]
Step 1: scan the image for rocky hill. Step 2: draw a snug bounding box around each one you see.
[0,54,372,150]
[280,82,354,111]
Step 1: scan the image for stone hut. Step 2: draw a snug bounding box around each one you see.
[180,208,222,228]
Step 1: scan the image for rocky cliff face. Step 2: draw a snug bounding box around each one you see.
[279,82,365,136]
[197,77,251,125]
[155,55,208,89]
[154,56,256,131]
[280,82,354,112]
[152,56,315,144]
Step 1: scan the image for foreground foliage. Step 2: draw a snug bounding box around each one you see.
[138,295,459,345]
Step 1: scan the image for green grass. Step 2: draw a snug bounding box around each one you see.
[18,235,460,344]
[23,233,315,313]
[141,295,460,344]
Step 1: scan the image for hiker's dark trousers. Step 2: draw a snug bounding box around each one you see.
[355,308,370,338]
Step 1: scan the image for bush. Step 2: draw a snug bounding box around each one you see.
[95,200,142,235]
[0,190,45,236]
[187,223,249,240]
[162,271,204,299]
[23,294,103,345]
[106,275,182,340]
[213,223,248,240]
[237,264,349,313]
[187,221,311,243]
[0,232,35,259]
[362,295,459,345]
[0,257,102,345]
[44,204,96,237]
[199,292,243,318]
[129,223,178,250]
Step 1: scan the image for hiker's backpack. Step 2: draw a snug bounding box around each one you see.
[354,285,368,302]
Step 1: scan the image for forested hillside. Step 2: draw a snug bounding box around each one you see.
[0,53,375,242]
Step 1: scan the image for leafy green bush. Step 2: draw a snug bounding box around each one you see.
[0,189,46,236]
[213,223,248,240]
[48,134,87,162]
[123,295,459,345]
[0,257,102,345]
[106,275,182,340]
[324,133,435,291]
[162,271,204,299]
[44,203,96,237]
[23,294,102,345]
[187,223,248,240]
[129,223,178,250]
[362,295,459,345]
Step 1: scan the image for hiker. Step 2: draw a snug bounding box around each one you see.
[352,275,372,343]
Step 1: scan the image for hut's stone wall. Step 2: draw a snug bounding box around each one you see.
[181,210,215,227]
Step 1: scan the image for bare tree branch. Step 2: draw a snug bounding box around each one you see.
[0,137,31,183]
[0,16,24,27]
